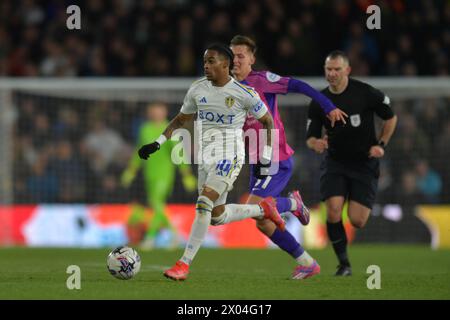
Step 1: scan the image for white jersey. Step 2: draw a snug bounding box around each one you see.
[181,77,268,164]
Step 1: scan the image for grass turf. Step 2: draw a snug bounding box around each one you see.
[0,245,449,300]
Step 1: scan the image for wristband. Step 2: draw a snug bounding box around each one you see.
[378,140,386,149]
[156,135,167,146]
[261,145,272,164]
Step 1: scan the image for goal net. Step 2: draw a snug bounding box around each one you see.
[0,77,449,247]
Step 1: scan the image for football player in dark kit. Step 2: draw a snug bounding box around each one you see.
[306,51,398,276]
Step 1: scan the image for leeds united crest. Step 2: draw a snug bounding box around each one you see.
[225,96,235,108]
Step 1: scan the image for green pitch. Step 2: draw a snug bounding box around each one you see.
[1,245,449,300]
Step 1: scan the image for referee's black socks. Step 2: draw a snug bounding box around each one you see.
[326,220,350,267]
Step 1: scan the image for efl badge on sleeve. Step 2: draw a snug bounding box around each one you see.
[266,71,281,82]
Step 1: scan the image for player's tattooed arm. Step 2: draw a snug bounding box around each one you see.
[162,112,195,138]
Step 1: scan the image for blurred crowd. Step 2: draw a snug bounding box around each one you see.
[376,98,450,206]
[4,0,450,206]
[291,97,450,207]
[11,93,450,206]
[0,0,449,77]
[13,97,132,203]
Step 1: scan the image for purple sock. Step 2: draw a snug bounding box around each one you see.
[270,229,304,259]
[275,197,291,213]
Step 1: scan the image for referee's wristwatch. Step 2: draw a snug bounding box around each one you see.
[378,140,386,150]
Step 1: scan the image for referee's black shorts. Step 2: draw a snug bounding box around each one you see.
[319,156,380,209]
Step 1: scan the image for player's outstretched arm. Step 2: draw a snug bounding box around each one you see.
[162,112,195,140]
[138,112,194,160]
[287,78,347,126]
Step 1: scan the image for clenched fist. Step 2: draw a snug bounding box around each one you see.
[368,145,384,158]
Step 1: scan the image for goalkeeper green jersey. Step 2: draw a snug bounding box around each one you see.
[130,121,176,182]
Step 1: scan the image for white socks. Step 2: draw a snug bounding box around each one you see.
[180,195,213,265]
[296,251,314,266]
[210,204,263,225]
[181,199,266,265]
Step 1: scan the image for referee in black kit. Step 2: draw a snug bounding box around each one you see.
[306,51,397,276]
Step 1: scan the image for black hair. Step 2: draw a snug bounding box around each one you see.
[206,43,234,74]
[326,50,350,65]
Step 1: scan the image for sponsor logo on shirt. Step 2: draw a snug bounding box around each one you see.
[253,101,264,113]
[199,110,235,124]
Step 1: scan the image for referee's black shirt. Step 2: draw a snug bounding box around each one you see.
[306,78,395,163]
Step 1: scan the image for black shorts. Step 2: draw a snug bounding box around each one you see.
[319,156,380,209]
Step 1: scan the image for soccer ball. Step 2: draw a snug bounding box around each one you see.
[107,246,141,280]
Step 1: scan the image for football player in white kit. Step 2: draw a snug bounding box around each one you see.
[138,44,285,281]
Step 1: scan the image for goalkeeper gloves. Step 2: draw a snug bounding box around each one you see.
[138,142,160,160]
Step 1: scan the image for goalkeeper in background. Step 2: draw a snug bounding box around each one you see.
[121,102,197,249]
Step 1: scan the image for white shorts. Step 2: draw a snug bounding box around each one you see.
[197,156,243,207]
